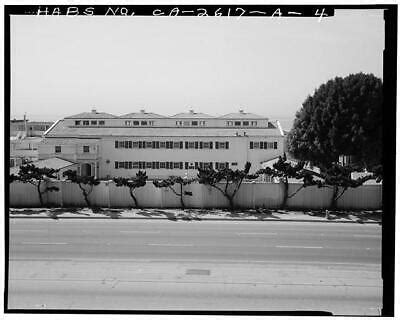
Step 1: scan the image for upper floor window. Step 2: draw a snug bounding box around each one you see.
[83,146,90,153]
[99,120,105,125]
[83,120,89,126]
[141,121,147,126]
[75,120,81,126]
[55,146,61,153]
[243,121,249,126]
[234,121,241,126]
[91,120,97,125]
[192,121,198,126]
[133,121,139,126]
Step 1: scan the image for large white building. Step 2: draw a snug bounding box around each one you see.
[38,109,284,179]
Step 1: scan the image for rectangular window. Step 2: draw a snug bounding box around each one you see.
[243,121,249,126]
[119,141,124,148]
[133,121,139,126]
[200,121,206,126]
[160,141,166,148]
[128,141,132,148]
[173,162,181,169]
[75,120,81,125]
[251,121,258,126]
[91,120,97,125]
[141,121,147,126]
[173,142,180,149]
[188,142,195,149]
[250,141,254,149]
[225,142,229,149]
[83,145,90,153]
[176,121,182,126]
[195,141,199,149]
[254,142,260,149]
[146,141,152,148]
[260,141,264,149]
[231,162,238,166]
[115,141,119,149]
[125,120,131,126]
[128,162,132,169]
[124,161,129,169]
[124,141,129,148]
[146,162,152,169]
[133,162,139,169]
[115,161,118,169]
[119,162,124,168]
[149,121,154,126]
[156,162,159,169]
[218,142,225,149]
[226,121,233,126]
[55,146,61,153]
[83,120,89,126]
[203,142,209,149]
[234,121,241,126]
[183,121,190,126]
[99,120,105,125]
[192,121,198,126]
[160,162,166,169]
[132,141,139,148]
[152,162,156,169]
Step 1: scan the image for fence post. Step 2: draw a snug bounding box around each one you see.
[107,181,111,208]
[59,180,63,207]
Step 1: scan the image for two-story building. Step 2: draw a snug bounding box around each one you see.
[38,109,285,179]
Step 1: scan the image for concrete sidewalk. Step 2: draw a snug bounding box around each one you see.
[9,208,382,224]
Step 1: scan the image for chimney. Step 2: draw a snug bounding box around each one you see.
[239,109,244,114]
[91,108,97,113]
[189,109,194,114]
[140,109,146,114]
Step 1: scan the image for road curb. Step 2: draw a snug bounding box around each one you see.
[8,215,380,224]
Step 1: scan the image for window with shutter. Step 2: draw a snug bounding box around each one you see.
[250,142,253,149]
[115,162,118,169]
[115,141,118,149]
[225,142,229,149]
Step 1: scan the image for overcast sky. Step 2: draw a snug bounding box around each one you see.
[10,9,384,129]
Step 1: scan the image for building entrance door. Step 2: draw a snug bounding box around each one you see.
[81,163,92,177]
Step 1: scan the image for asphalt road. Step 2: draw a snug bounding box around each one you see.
[8,219,382,315]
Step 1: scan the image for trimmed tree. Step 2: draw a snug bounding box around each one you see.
[153,176,196,209]
[113,171,148,208]
[315,163,382,210]
[257,154,318,209]
[197,162,258,209]
[287,73,383,170]
[63,170,100,207]
[10,163,59,207]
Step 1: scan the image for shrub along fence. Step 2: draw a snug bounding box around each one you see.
[9,180,382,210]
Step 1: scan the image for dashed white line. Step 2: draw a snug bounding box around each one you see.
[147,243,194,247]
[20,242,68,245]
[275,245,323,249]
[120,231,161,234]
[237,232,278,236]
[353,234,380,238]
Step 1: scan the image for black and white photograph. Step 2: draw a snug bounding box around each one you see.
[4,3,396,317]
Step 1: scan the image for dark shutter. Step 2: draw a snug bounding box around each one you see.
[225,142,229,149]
[180,141,183,149]
[195,162,198,169]
[215,142,219,149]
[185,162,188,169]
[152,141,156,149]
[139,141,142,149]
[195,141,198,149]
[260,141,264,149]
[250,141,253,149]
[200,142,203,149]
[210,142,213,149]
[115,161,118,169]
[274,142,278,149]
[115,141,118,149]
[180,162,183,169]
[185,141,188,149]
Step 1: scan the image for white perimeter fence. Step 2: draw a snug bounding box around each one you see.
[9,181,382,210]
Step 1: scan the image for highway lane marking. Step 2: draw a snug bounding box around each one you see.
[147,243,194,247]
[353,234,381,238]
[237,232,278,236]
[20,242,68,245]
[275,245,323,249]
[120,231,161,234]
